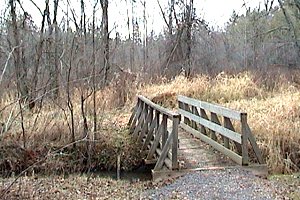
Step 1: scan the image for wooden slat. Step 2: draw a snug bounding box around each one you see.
[179,101,190,125]
[164,158,172,169]
[241,113,249,166]
[245,123,265,164]
[142,111,158,150]
[179,109,242,144]
[178,95,244,121]
[132,104,146,140]
[144,159,157,164]
[191,106,199,129]
[171,117,179,170]
[138,95,179,119]
[153,148,172,170]
[127,103,138,127]
[147,122,164,160]
[154,133,173,170]
[130,100,143,133]
[156,146,173,160]
[200,108,208,135]
[210,112,218,141]
[183,103,192,125]
[138,107,153,142]
[140,104,148,134]
[161,115,168,147]
[180,123,243,165]
[211,112,227,147]
[224,117,242,153]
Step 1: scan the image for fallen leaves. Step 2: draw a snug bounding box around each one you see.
[0,174,153,200]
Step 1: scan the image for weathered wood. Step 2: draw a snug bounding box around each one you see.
[139,104,148,136]
[161,115,168,147]
[224,117,242,153]
[138,95,179,119]
[241,113,249,166]
[178,95,264,167]
[191,106,199,129]
[245,123,265,164]
[178,95,244,121]
[154,133,173,170]
[132,103,146,140]
[144,159,157,164]
[156,144,172,160]
[183,103,192,125]
[210,112,219,141]
[178,101,186,122]
[130,100,143,133]
[172,117,179,170]
[147,122,164,160]
[138,107,153,142]
[153,149,172,170]
[200,108,208,135]
[180,123,243,165]
[129,95,180,174]
[127,103,138,127]
[211,112,228,147]
[142,110,159,150]
[148,106,154,130]
[178,109,242,144]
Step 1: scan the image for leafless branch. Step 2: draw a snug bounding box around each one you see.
[0,43,23,85]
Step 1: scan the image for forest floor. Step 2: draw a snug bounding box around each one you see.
[0,170,299,199]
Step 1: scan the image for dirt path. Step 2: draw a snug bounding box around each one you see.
[1,169,298,199]
[140,129,298,199]
[141,168,296,199]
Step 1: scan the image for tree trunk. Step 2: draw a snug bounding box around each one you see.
[101,0,109,85]
[185,0,193,77]
[53,0,60,99]
[9,0,29,102]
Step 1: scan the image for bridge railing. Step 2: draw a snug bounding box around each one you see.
[178,95,264,165]
[128,95,180,171]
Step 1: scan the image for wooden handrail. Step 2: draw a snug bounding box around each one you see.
[178,95,264,165]
[128,95,180,171]
[137,95,180,119]
[178,95,245,121]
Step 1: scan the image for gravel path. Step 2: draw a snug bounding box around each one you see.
[141,168,289,200]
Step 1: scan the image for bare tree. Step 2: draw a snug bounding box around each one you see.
[184,0,194,77]
[92,0,99,141]
[9,0,29,102]
[100,0,109,85]
[142,0,148,72]
[278,0,300,56]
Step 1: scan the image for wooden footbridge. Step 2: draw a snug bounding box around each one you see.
[128,95,266,181]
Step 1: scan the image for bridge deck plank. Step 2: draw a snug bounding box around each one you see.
[177,127,237,170]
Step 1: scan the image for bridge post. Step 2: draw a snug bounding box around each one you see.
[172,115,180,170]
[161,114,168,147]
[241,113,249,166]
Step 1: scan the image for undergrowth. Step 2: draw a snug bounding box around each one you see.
[0,70,299,176]
[139,71,300,174]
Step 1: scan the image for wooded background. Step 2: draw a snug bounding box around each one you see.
[1,0,300,106]
[0,0,300,172]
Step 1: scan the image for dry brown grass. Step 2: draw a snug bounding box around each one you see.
[0,70,299,175]
[138,71,300,174]
[0,84,143,176]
